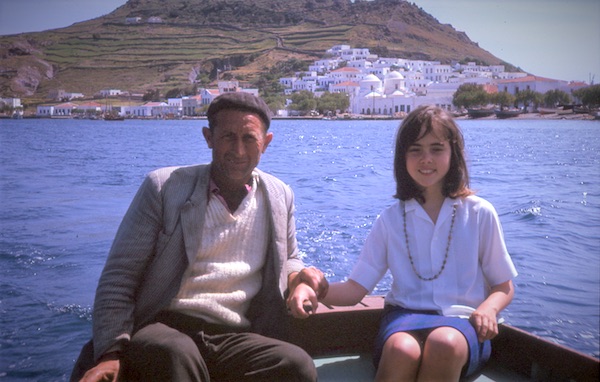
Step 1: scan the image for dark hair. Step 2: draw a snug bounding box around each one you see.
[393,105,473,202]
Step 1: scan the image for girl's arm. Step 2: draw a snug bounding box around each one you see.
[470,280,515,342]
[321,279,369,306]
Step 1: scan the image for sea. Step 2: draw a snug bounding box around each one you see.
[1,117,599,380]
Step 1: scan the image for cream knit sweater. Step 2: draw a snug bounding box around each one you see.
[170,185,268,328]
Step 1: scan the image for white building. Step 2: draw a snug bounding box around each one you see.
[497,75,569,95]
[100,89,123,97]
[1,97,21,108]
[182,95,203,116]
[36,102,78,117]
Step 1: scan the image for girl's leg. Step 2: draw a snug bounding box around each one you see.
[418,327,468,382]
[375,332,422,382]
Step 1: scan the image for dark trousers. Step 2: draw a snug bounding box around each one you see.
[119,311,317,382]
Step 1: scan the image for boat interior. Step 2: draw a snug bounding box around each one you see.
[287,296,599,382]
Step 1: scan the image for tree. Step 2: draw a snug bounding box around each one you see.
[143,89,161,102]
[288,91,317,115]
[515,89,542,113]
[543,89,571,107]
[452,83,489,109]
[491,91,516,110]
[572,84,600,108]
[316,92,350,115]
[263,94,286,116]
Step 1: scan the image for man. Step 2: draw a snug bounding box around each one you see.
[71,92,328,381]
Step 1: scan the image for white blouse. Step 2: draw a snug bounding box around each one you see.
[350,196,518,312]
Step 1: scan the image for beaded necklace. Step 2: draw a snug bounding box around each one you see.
[402,202,457,281]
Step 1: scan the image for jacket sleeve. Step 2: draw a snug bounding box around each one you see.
[284,184,305,275]
[91,171,165,361]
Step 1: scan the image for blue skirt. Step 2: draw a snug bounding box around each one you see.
[374,305,491,377]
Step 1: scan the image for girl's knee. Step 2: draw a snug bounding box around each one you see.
[425,327,469,360]
[384,332,422,362]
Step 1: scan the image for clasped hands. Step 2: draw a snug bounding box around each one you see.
[286,266,329,318]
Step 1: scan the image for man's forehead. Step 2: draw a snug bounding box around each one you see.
[213,112,265,132]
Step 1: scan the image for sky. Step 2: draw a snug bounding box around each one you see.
[0,0,598,83]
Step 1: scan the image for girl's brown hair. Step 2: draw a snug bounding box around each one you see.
[393,105,473,202]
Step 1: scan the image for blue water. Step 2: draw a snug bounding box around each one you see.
[1,118,599,380]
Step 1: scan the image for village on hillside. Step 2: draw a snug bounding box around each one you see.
[1,44,596,120]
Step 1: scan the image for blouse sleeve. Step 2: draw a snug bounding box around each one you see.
[477,199,518,287]
[349,214,390,292]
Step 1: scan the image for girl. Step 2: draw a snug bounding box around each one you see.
[321,105,517,381]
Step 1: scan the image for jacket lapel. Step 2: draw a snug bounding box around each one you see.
[258,170,287,293]
[180,165,211,264]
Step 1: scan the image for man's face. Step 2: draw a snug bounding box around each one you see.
[203,110,273,187]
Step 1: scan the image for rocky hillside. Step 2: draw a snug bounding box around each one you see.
[0,0,512,99]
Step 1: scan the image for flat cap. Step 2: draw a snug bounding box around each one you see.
[207,92,272,129]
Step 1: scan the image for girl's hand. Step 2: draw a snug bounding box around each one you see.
[469,308,499,342]
[470,280,514,342]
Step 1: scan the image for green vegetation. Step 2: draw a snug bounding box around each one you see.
[452,83,489,109]
[491,91,516,111]
[286,90,349,115]
[515,89,543,113]
[543,89,571,108]
[452,83,599,112]
[573,84,600,108]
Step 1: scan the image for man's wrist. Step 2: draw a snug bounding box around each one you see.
[301,279,328,300]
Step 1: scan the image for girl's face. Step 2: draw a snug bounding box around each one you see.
[405,128,451,195]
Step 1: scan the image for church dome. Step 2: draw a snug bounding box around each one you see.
[385,71,404,80]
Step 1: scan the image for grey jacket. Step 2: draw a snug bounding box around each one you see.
[90,164,305,361]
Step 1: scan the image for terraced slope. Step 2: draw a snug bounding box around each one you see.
[0,0,510,98]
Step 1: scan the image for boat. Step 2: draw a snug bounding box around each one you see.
[287,296,599,381]
[538,107,560,115]
[573,106,590,114]
[494,109,522,119]
[103,112,125,121]
[452,109,468,118]
[467,108,495,119]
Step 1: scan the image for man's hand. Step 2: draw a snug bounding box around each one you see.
[288,266,329,300]
[286,283,317,319]
[80,358,120,382]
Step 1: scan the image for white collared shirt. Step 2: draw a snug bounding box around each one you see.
[350,196,517,312]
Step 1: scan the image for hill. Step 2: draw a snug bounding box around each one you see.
[0,0,514,100]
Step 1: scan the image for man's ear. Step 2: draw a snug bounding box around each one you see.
[262,132,273,153]
[202,126,213,148]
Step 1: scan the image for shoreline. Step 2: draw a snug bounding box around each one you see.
[2,112,598,121]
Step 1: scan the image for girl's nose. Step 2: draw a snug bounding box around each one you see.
[419,151,432,163]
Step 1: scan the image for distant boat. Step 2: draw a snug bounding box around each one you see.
[467,108,495,118]
[538,107,559,115]
[103,112,125,121]
[573,106,590,114]
[494,109,522,119]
